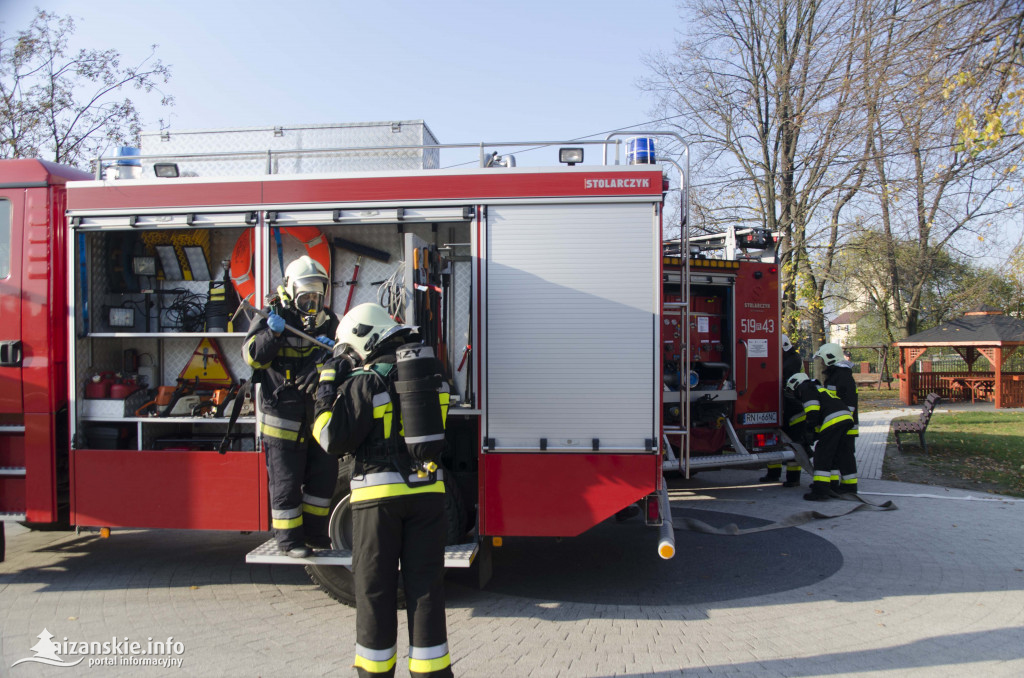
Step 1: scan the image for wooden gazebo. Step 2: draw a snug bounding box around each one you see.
[895,306,1024,408]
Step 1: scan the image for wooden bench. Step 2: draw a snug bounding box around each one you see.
[892,393,941,453]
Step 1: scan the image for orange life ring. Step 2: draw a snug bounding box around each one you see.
[229,226,332,307]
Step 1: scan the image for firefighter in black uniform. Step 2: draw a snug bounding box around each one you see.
[816,342,859,494]
[312,302,453,678]
[761,334,804,486]
[243,255,339,557]
[786,372,854,501]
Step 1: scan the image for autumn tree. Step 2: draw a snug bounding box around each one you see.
[0,9,172,169]
[641,0,871,349]
[644,0,1023,346]
[853,0,1023,338]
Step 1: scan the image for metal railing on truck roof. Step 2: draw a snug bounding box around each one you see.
[93,133,688,177]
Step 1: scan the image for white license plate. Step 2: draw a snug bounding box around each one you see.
[742,411,778,425]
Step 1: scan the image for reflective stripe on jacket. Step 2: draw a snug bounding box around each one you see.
[349,471,445,503]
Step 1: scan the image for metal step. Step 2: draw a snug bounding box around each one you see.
[245,538,479,568]
[0,512,28,522]
[0,425,26,435]
[665,449,795,472]
[0,467,26,476]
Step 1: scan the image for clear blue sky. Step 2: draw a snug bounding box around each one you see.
[4,0,683,168]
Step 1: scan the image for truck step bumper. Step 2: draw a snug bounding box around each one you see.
[665,448,796,471]
[245,538,479,568]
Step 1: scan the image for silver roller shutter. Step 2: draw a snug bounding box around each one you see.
[485,203,658,453]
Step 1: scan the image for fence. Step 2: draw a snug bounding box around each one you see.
[907,370,1024,408]
[914,352,1024,373]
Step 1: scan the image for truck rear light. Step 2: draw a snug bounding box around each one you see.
[752,432,779,449]
[644,494,661,526]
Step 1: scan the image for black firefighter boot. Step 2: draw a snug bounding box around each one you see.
[783,465,802,488]
[804,479,838,502]
[759,464,783,483]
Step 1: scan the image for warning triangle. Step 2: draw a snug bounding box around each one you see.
[178,338,234,388]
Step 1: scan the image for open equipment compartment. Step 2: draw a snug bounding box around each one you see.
[68,213,262,530]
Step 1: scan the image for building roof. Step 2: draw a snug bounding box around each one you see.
[898,311,1024,345]
[829,311,866,326]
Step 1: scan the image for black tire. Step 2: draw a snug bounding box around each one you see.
[306,459,467,608]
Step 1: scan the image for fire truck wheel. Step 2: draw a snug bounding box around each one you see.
[306,458,468,608]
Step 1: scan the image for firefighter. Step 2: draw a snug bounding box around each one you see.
[785,372,854,501]
[760,334,803,486]
[816,342,859,494]
[312,303,453,678]
[242,255,339,557]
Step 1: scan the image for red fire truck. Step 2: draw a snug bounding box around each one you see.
[0,122,796,604]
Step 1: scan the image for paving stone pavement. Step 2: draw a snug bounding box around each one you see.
[2,419,1023,677]
[855,408,912,480]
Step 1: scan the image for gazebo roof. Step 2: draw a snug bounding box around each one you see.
[898,310,1024,346]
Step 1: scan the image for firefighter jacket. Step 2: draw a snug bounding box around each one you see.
[823,362,859,436]
[782,348,803,382]
[242,305,338,416]
[311,354,450,505]
[792,379,854,437]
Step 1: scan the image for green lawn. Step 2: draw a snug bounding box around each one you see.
[890,411,1024,497]
[856,387,903,412]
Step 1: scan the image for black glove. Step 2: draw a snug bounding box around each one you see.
[315,356,354,404]
[296,369,320,396]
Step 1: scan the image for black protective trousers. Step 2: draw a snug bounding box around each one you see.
[352,493,452,678]
[837,434,859,488]
[810,422,852,495]
[265,418,338,551]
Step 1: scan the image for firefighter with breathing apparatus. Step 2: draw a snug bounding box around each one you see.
[312,302,453,678]
[815,342,859,494]
[242,255,339,557]
[785,372,854,501]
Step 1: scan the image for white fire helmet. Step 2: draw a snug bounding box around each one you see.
[786,372,810,392]
[335,302,415,360]
[781,334,793,352]
[815,342,843,367]
[283,255,329,317]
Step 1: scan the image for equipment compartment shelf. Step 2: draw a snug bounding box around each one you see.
[80,416,257,423]
[88,332,247,338]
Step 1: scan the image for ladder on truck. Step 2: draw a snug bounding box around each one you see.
[664,225,798,475]
[0,423,28,563]
[0,424,28,523]
[604,132,695,479]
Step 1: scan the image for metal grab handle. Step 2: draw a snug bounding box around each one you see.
[737,339,748,396]
[0,341,22,367]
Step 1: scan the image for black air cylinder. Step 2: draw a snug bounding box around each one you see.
[394,343,446,463]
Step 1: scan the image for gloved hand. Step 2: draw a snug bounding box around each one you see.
[316,335,336,349]
[266,310,286,335]
[296,369,320,396]
[315,356,354,403]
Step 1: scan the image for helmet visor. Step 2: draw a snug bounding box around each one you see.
[294,289,324,315]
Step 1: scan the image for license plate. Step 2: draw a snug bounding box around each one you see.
[742,411,778,425]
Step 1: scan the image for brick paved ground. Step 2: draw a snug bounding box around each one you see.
[2,411,1022,677]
